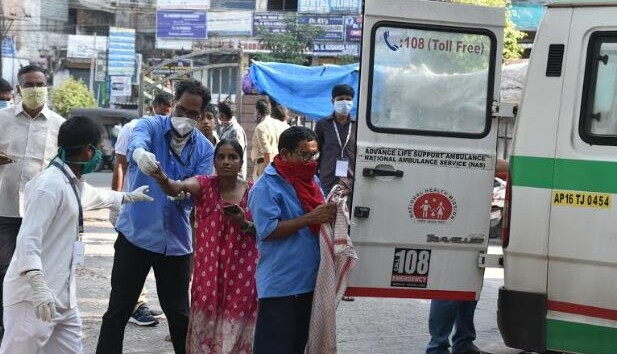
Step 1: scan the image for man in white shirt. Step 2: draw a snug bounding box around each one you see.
[0,116,153,354]
[250,99,289,179]
[0,65,64,339]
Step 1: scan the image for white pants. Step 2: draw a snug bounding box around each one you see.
[0,301,82,354]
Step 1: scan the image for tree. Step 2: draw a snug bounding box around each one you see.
[254,16,324,65]
[453,0,526,60]
[51,77,97,117]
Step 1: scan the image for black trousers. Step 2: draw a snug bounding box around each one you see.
[95,233,191,354]
[0,216,22,340]
[253,292,314,354]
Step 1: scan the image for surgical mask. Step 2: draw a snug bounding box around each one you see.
[171,116,196,137]
[80,148,102,174]
[0,100,11,109]
[20,87,48,109]
[334,100,353,116]
[56,144,102,175]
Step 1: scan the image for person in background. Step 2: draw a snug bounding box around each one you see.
[151,92,174,117]
[96,80,214,354]
[425,161,509,354]
[315,84,356,197]
[0,65,64,341]
[249,126,337,354]
[0,116,152,354]
[218,100,248,179]
[250,99,289,179]
[271,103,290,124]
[315,84,357,302]
[197,104,219,146]
[151,139,258,353]
[0,79,13,109]
[108,91,174,327]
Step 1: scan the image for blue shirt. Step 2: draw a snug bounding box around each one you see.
[116,116,214,255]
[248,164,321,298]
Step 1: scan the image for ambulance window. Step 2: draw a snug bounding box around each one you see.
[367,23,496,138]
[580,33,617,145]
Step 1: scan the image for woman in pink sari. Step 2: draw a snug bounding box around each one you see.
[152,139,258,354]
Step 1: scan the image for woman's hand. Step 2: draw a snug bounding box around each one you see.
[224,208,248,226]
[151,164,169,185]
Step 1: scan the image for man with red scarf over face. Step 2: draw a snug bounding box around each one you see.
[248,126,337,354]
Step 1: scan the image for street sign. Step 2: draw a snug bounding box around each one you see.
[110,76,132,97]
[108,27,136,77]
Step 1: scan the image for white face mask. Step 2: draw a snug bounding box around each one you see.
[334,100,353,116]
[171,116,197,137]
[20,87,48,109]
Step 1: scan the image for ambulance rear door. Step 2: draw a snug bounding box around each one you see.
[348,0,504,301]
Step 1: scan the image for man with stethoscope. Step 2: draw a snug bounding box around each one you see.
[315,84,356,198]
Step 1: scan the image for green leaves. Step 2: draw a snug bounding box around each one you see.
[254,16,325,65]
[51,78,97,117]
[453,0,526,60]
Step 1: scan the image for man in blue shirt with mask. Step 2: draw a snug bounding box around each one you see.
[96,79,214,354]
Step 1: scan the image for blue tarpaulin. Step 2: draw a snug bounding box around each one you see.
[249,61,360,121]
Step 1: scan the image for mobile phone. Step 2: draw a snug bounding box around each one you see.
[223,204,242,215]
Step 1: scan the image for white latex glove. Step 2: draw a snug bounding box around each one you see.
[109,208,119,226]
[133,148,158,176]
[26,270,57,322]
[167,190,191,201]
[123,185,154,203]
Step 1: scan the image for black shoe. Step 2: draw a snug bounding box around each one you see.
[129,306,159,326]
[141,305,164,319]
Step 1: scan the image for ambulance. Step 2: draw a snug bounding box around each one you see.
[349,0,617,353]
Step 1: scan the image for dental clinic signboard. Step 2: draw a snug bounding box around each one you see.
[298,0,361,14]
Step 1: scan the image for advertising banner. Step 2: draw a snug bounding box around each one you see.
[298,0,361,14]
[207,11,253,36]
[1,37,15,57]
[67,35,108,59]
[108,27,135,77]
[156,10,207,39]
[344,15,362,42]
[110,76,132,97]
[157,0,210,10]
[313,42,360,56]
[253,12,287,34]
[298,15,344,41]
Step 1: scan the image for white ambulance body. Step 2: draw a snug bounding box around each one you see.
[351,1,617,353]
[499,2,617,353]
[348,0,503,301]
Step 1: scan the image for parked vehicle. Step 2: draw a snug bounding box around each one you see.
[69,108,138,171]
[350,1,617,353]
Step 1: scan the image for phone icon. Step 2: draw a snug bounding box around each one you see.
[384,31,399,52]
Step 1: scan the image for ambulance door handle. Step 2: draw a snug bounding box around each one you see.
[363,167,404,178]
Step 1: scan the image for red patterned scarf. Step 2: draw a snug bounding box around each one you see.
[273,154,324,233]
